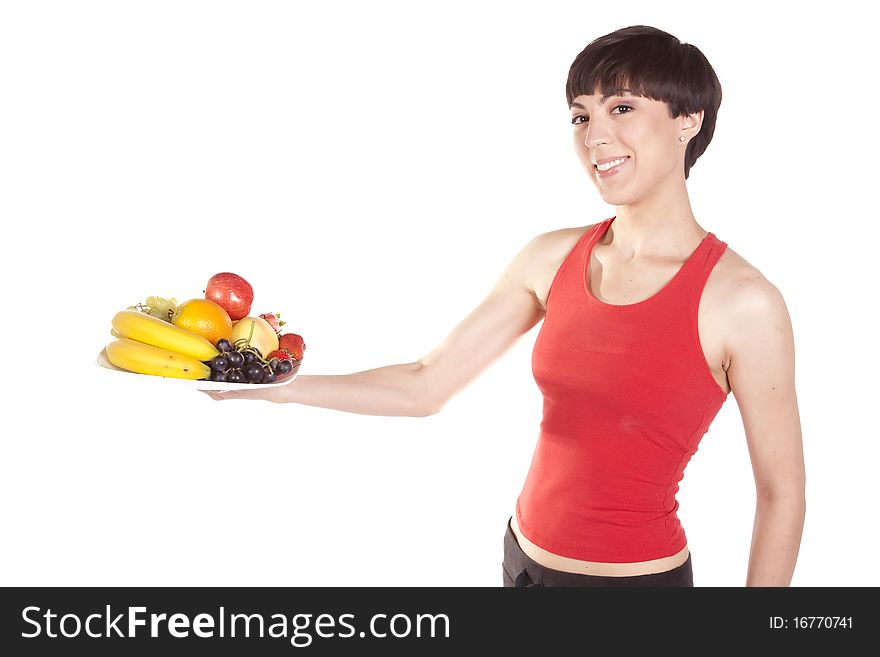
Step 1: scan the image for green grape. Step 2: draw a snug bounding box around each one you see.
[146,296,178,321]
[147,307,169,320]
[129,295,179,322]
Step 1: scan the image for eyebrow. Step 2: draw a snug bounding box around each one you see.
[570,88,636,110]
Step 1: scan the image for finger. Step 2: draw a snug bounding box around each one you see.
[199,389,235,400]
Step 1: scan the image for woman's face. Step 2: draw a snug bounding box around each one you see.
[570,88,689,205]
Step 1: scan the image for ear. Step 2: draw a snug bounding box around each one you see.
[681,109,705,140]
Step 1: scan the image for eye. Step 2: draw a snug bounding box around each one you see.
[570,104,634,125]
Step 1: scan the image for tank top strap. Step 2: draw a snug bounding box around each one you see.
[645,230,726,322]
[672,232,728,297]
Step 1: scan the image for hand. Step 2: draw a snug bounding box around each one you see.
[199,388,272,401]
[199,385,285,403]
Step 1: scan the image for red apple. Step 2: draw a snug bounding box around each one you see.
[204,272,254,321]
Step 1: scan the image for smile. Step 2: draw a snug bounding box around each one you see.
[595,157,629,178]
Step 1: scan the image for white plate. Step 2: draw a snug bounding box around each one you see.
[96,348,300,390]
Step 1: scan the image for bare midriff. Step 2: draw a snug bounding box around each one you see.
[510,512,690,577]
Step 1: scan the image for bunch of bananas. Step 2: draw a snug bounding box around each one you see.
[105,310,219,380]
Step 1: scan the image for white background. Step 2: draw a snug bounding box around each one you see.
[1,1,876,587]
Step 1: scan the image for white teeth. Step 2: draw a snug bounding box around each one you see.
[596,157,627,171]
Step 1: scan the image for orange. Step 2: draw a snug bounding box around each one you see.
[171,298,233,346]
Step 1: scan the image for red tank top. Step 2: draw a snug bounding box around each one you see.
[517,216,730,563]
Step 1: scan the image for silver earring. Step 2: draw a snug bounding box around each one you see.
[679,136,686,142]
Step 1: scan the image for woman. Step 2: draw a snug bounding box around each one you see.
[203,25,806,587]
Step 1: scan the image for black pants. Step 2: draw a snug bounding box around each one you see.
[502,516,694,587]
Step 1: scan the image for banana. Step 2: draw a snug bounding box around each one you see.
[105,337,211,380]
[111,309,219,361]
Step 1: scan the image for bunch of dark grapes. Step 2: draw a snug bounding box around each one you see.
[205,338,294,383]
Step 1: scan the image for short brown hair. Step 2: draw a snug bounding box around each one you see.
[566,25,722,180]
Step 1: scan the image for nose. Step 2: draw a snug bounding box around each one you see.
[584,130,610,149]
[581,115,611,150]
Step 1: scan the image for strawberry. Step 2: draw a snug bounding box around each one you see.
[266,349,293,363]
[259,312,285,335]
[279,333,306,361]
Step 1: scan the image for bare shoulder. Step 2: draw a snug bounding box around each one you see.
[527,223,600,311]
[709,244,793,357]
[712,245,763,287]
[713,245,783,308]
[539,223,600,258]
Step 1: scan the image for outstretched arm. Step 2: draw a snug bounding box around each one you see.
[726,275,806,586]
[203,231,551,417]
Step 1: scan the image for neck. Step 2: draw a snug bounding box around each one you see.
[605,177,705,258]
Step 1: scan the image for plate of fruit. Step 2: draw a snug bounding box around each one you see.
[97,272,306,390]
